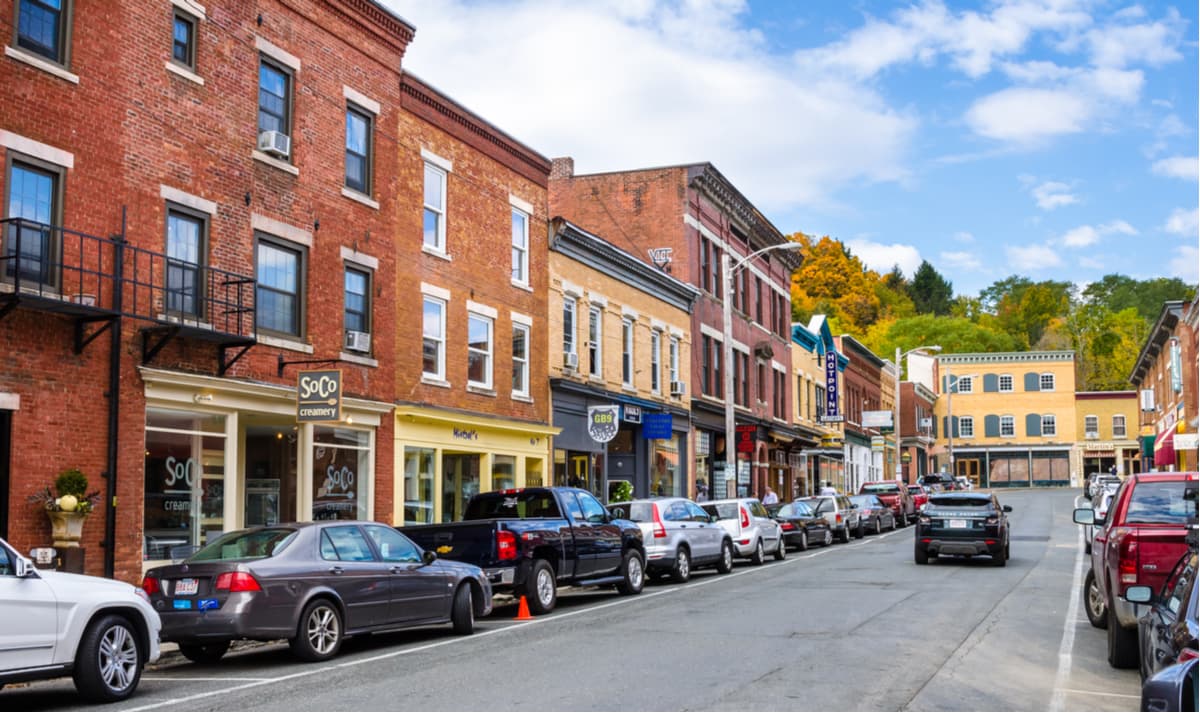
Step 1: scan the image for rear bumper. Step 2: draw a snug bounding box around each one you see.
[157,592,292,643]
[917,537,1003,557]
[643,543,678,572]
[1111,595,1141,629]
[483,565,517,590]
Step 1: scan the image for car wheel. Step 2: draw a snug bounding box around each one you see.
[900,511,909,528]
[773,538,787,561]
[72,614,143,702]
[179,641,230,665]
[451,584,474,635]
[1106,604,1139,669]
[1084,538,1091,555]
[838,526,850,544]
[992,544,1007,567]
[873,518,881,534]
[526,559,557,614]
[823,529,834,547]
[854,520,865,539]
[797,530,809,552]
[750,539,766,565]
[616,549,645,595]
[290,599,343,662]
[914,541,929,565]
[671,548,691,583]
[716,540,734,573]
[1084,569,1108,629]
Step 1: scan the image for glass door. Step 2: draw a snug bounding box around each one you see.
[244,425,298,526]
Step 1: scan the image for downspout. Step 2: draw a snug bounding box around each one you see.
[104,208,125,578]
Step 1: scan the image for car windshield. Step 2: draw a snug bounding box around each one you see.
[463,490,562,519]
[928,495,992,508]
[774,502,812,518]
[609,502,654,522]
[190,528,297,561]
[849,495,880,508]
[1125,481,1194,525]
[702,502,739,520]
[908,486,923,494]
[798,497,831,513]
[862,484,900,494]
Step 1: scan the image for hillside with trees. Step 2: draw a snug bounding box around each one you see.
[787,232,1197,391]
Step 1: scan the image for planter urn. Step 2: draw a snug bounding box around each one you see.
[48,510,88,548]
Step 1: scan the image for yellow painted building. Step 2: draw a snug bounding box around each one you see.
[933,351,1077,487]
[1073,391,1141,479]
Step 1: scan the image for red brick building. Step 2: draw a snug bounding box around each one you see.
[1,0,411,580]
[1130,300,1198,471]
[392,73,555,525]
[835,335,887,492]
[549,160,800,500]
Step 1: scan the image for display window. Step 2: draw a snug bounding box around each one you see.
[312,426,370,521]
[143,409,226,561]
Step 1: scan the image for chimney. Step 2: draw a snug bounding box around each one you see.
[550,157,574,179]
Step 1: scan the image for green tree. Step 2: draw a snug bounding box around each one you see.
[908,260,954,315]
[863,314,1020,357]
[980,276,1072,347]
[1082,274,1197,322]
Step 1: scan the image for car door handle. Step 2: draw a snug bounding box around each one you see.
[328,566,344,575]
[390,566,408,574]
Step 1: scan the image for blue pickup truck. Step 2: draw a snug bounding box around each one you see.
[399,487,646,614]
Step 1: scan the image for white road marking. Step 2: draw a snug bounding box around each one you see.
[1049,526,1085,712]
[1054,688,1141,700]
[142,676,270,682]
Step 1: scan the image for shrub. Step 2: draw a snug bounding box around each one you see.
[55,468,88,498]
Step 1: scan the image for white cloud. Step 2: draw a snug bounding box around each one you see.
[1080,9,1186,69]
[844,239,923,276]
[1007,243,1063,270]
[1099,220,1137,236]
[940,250,982,271]
[1170,245,1199,283]
[1152,156,1199,181]
[1031,180,1078,210]
[965,89,1090,143]
[1058,220,1137,247]
[1164,208,1199,236]
[953,231,975,243]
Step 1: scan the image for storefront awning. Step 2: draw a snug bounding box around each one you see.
[1154,428,1175,466]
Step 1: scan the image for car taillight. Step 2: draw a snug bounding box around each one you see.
[918,515,931,525]
[740,507,750,529]
[215,572,261,592]
[141,575,160,596]
[835,513,843,524]
[652,504,668,539]
[1114,528,1138,584]
[985,516,999,525]
[780,522,795,531]
[1177,648,1198,663]
[496,530,518,560]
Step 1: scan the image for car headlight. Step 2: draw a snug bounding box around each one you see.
[133,585,151,604]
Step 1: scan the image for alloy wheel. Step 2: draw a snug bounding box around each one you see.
[306,605,340,656]
[98,623,139,693]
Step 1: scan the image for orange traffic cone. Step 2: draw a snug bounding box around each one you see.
[514,595,534,620]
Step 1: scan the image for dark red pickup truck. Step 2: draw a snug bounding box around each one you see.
[860,481,917,527]
[1075,471,1198,669]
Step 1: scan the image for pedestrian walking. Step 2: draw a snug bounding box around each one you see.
[762,485,779,505]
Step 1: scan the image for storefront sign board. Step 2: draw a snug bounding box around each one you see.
[642,414,673,440]
[297,370,342,423]
[587,405,620,443]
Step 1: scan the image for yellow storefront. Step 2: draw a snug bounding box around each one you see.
[395,406,557,525]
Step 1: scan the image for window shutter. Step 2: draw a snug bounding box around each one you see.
[932,417,938,438]
[985,415,1000,437]
[1025,413,1041,436]
[983,374,998,392]
[942,416,947,438]
[951,416,959,438]
[1024,372,1040,391]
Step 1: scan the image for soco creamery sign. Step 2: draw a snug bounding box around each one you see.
[297,370,342,423]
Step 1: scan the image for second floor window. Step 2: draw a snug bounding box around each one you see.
[956,375,973,394]
[1041,414,1057,437]
[959,416,975,438]
[423,163,446,251]
[1113,414,1126,438]
[422,297,445,379]
[815,384,826,420]
[621,318,634,387]
[172,10,197,71]
[511,208,528,285]
[166,207,205,317]
[1040,373,1056,391]
[757,362,766,403]
[256,238,304,337]
[345,106,372,195]
[344,267,369,340]
[467,313,493,388]
[1084,415,1099,437]
[512,323,529,397]
[668,336,680,385]
[1000,415,1015,438]
[562,296,577,357]
[587,305,602,377]
[258,59,291,139]
[16,0,70,65]
[650,330,661,394]
[998,374,1013,392]
[5,158,61,286]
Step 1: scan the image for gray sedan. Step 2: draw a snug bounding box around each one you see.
[142,521,491,663]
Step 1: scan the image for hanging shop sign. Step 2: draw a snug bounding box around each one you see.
[642,413,673,440]
[297,370,342,423]
[863,411,893,429]
[587,405,620,443]
[822,350,841,422]
[736,423,757,453]
[622,404,642,424]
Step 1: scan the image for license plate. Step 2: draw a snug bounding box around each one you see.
[948,519,968,529]
[175,578,199,596]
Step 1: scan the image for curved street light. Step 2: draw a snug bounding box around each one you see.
[893,344,941,481]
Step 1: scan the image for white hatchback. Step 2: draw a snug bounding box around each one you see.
[0,538,161,702]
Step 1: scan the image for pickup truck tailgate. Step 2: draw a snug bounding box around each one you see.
[401,521,499,566]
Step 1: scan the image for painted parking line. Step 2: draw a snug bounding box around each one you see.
[142,676,271,682]
[1049,526,1085,712]
[1054,688,1140,701]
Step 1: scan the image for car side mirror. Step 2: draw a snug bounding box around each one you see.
[13,554,36,578]
[850,503,858,509]
[1002,505,1012,513]
[709,515,719,524]
[1123,585,1153,604]
[421,549,437,565]
[1073,507,1094,525]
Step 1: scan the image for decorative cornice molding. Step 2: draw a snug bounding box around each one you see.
[938,351,1075,365]
[323,0,415,52]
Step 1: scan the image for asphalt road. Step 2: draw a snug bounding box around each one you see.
[9,488,1141,712]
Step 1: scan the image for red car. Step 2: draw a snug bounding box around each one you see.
[1074,471,1197,670]
[859,481,917,526]
[907,484,930,512]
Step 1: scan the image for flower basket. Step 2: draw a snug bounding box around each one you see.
[47,510,88,548]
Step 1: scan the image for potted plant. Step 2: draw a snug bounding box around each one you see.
[29,468,101,548]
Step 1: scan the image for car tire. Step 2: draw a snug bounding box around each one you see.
[797,530,809,552]
[716,540,734,573]
[73,614,144,702]
[992,545,1007,567]
[823,529,834,547]
[179,641,230,665]
[616,549,645,595]
[290,598,343,662]
[1106,604,1139,669]
[451,584,474,635]
[1084,538,1092,555]
[526,559,557,614]
[854,520,865,539]
[1084,568,1108,628]
[838,526,850,544]
[873,518,881,535]
[750,539,766,565]
[900,511,910,528]
[671,548,691,583]
[773,539,787,561]
[914,543,929,565]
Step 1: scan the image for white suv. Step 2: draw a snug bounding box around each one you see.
[701,498,785,565]
[0,538,161,702]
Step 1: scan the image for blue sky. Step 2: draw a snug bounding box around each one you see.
[382,0,1198,298]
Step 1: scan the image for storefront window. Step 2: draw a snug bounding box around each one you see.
[144,410,226,561]
[245,425,298,528]
[554,449,598,492]
[695,431,711,501]
[312,427,369,521]
[525,457,544,487]
[404,446,435,524]
[493,455,516,490]
[442,454,479,522]
[651,435,682,497]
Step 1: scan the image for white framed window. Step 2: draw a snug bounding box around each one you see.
[1084,415,1099,438]
[959,416,974,438]
[621,318,634,388]
[1040,373,1055,391]
[563,296,577,358]
[956,375,973,394]
[998,374,1013,392]
[1041,414,1057,437]
[423,162,447,252]
[650,330,662,394]
[512,323,529,397]
[1113,414,1126,438]
[1000,415,1015,438]
[511,207,528,286]
[422,296,445,380]
[668,336,680,384]
[587,304,602,378]
[467,312,493,389]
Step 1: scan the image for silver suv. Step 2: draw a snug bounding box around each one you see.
[799,495,864,543]
[609,498,735,582]
[701,498,785,565]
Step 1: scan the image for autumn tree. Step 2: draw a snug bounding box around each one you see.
[908,260,954,315]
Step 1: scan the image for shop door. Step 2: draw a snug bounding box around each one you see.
[442,454,480,523]
[956,459,981,488]
[244,426,299,526]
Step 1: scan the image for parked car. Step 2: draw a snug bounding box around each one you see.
[401,487,644,614]
[1139,658,1197,712]
[1074,472,1196,669]
[859,481,917,526]
[907,484,930,512]
[799,495,863,543]
[1088,473,1122,499]
[1083,484,1120,555]
[849,494,897,535]
[921,474,957,491]
[914,492,1012,566]
[0,537,161,702]
[766,500,833,550]
[701,498,785,564]
[1123,551,1198,681]
[954,476,973,491]
[608,497,734,582]
[143,522,492,664]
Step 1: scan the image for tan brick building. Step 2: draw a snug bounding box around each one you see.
[1072,391,1140,478]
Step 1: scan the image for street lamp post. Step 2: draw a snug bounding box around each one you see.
[893,344,941,481]
[721,243,803,499]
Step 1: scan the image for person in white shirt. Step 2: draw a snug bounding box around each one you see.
[819,481,838,496]
[762,486,779,505]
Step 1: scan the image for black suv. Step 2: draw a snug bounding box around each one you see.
[915,492,1012,566]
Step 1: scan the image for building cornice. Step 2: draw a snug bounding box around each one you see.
[686,164,800,271]
[1129,300,1186,385]
[1075,391,1137,401]
[323,0,415,54]
[938,351,1075,365]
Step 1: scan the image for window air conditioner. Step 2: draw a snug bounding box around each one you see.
[563,352,579,370]
[344,330,371,353]
[1085,432,1098,440]
[257,130,291,159]
[670,380,686,397]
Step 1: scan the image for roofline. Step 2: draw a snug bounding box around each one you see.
[1129,300,1187,385]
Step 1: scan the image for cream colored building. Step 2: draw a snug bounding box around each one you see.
[1072,391,1141,479]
